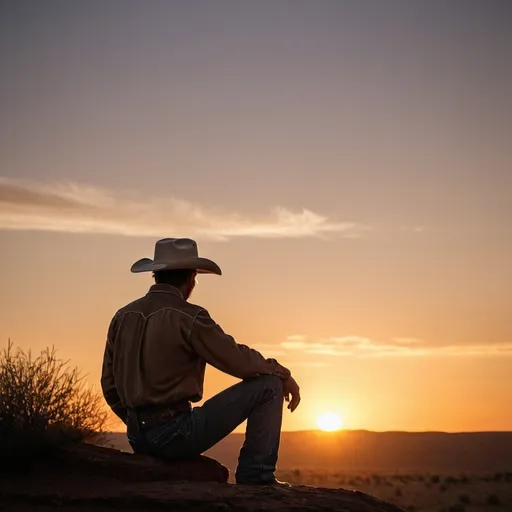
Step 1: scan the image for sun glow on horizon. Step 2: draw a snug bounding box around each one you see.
[317,412,343,432]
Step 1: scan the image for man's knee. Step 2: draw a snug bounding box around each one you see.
[248,374,283,406]
[244,374,283,397]
[259,374,283,394]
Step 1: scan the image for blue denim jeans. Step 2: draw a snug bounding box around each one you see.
[127,375,284,483]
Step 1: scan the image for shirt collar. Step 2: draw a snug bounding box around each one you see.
[147,283,183,299]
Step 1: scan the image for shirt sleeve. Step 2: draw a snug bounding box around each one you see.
[100,314,127,424]
[188,309,291,380]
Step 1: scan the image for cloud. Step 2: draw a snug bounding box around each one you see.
[0,178,366,240]
[286,334,307,341]
[247,343,288,358]
[272,335,512,359]
[392,337,422,345]
[283,361,331,368]
[400,225,425,233]
[250,342,329,367]
[430,343,512,357]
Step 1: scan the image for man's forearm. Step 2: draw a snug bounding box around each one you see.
[265,357,291,380]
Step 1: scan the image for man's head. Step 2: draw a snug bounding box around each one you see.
[153,269,197,300]
[131,238,221,296]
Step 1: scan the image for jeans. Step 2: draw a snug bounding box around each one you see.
[127,375,284,483]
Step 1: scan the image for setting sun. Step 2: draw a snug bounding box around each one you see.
[317,412,343,432]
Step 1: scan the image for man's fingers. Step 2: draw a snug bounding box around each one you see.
[288,393,301,412]
[283,377,300,411]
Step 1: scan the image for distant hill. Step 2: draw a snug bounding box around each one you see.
[105,430,512,473]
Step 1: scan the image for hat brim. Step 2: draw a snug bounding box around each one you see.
[130,257,222,276]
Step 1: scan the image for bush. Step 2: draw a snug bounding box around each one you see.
[0,341,107,470]
[371,474,382,485]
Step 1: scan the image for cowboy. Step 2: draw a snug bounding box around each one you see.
[101,238,300,485]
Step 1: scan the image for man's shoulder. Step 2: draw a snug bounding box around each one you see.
[115,296,146,315]
[184,301,208,319]
[113,295,206,321]
[171,300,205,320]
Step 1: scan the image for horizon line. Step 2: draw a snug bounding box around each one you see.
[107,428,512,435]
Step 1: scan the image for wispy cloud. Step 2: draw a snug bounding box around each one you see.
[262,335,512,359]
[400,225,425,233]
[283,361,331,368]
[0,178,366,241]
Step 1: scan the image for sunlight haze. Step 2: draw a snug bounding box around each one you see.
[1,0,511,433]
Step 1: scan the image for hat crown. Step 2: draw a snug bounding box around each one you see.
[153,238,198,263]
[130,237,221,275]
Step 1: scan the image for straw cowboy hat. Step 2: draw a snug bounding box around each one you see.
[130,238,222,275]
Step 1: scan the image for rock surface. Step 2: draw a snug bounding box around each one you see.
[0,442,404,512]
[34,442,230,483]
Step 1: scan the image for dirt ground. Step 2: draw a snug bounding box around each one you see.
[275,469,512,512]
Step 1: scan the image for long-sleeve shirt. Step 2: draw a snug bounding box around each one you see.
[101,283,291,422]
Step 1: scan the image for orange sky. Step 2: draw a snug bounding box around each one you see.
[1,1,511,432]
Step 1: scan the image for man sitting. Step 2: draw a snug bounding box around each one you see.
[101,238,300,485]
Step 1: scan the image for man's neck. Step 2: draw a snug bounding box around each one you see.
[170,284,186,299]
[153,283,185,299]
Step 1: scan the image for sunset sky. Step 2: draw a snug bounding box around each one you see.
[1,1,511,433]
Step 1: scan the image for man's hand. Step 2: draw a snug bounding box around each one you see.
[283,376,301,412]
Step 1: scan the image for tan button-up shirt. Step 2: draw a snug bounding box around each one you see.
[101,284,291,422]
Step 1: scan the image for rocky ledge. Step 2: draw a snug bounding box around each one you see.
[0,443,404,512]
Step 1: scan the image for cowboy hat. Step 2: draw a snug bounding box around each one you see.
[130,238,222,275]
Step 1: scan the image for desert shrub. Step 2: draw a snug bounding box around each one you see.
[486,494,502,506]
[440,484,448,492]
[0,341,107,470]
[371,474,382,485]
[431,475,440,484]
[394,487,403,497]
[317,473,327,484]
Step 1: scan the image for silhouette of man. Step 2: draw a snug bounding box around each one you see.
[101,238,300,485]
